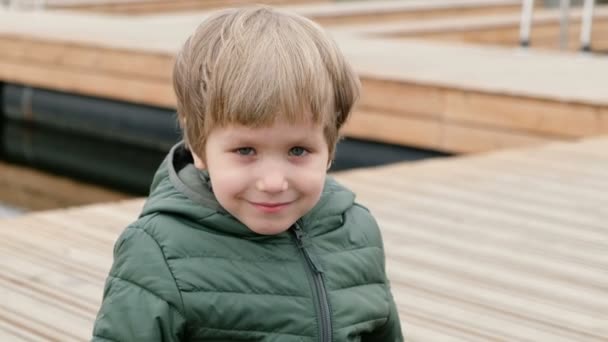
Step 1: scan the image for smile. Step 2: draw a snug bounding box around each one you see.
[250,201,293,213]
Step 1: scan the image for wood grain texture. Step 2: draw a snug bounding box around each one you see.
[1,137,607,341]
[0,162,130,211]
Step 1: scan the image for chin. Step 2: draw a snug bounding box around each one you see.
[248,221,293,236]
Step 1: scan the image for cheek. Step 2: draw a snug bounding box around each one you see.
[295,167,326,197]
[209,171,247,199]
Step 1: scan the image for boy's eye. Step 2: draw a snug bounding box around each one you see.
[289,147,308,157]
[235,147,255,156]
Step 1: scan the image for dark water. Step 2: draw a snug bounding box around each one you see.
[331,137,449,171]
[0,84,449,199]
[1,119,448,196]
[1,119,168,195]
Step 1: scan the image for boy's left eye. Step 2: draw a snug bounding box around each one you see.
[289,147,308,157]
[235,147,255,156]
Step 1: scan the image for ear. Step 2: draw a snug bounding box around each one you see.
[327,159,333,171]
[191,150,206,170]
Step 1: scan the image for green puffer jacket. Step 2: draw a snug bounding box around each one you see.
[92,143,403,342]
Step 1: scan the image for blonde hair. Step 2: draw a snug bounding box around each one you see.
[172,6,360,160]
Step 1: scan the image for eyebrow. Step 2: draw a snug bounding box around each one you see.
[226,132,316,147]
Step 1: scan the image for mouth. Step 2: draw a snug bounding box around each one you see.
[249,201,293,213]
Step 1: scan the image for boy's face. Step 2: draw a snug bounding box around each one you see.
[192,118,330,235]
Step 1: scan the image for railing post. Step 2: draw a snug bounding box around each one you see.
[519,0,535,47]
[580,0,595,52]
[559,0,571,50]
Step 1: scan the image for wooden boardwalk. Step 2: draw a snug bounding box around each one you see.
[1,136,607,341]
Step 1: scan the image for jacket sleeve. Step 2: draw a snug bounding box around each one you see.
[361,288,404,342]
[356,204,404,342]
[91,226,187,342]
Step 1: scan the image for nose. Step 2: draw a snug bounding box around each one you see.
[256,169,288,193]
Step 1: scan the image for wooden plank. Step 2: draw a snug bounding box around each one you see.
[444,90,606,137]
[0,37,173,80]
[359,78,443,118]
[602,109,608,133]
[1,286,92,341]
[344,107,557,153]
[0,308,73,342]
[440,121,557,152]
[0,58,175,107]
[302,0,523,26]
[0,162,130,211]
[0,321,41,342]
[343,109,442,149]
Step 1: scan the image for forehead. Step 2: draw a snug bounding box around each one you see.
[213,120,324,143]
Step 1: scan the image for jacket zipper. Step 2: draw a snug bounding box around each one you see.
[292,223,332,342]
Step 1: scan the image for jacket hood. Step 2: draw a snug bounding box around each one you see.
[140,142,355,240]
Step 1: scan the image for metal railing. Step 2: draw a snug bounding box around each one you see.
[520,0,597,52]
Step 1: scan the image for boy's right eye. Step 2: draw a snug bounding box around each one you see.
[235,147,255,156]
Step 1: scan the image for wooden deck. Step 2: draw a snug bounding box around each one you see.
[339,5,608,51]
[1,136,607,341]
[1,1,607,153]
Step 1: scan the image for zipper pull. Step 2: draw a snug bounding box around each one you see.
[293,223,305,249]
[293,224,305,244]
[306,251,324,274]
[292,223,324,273]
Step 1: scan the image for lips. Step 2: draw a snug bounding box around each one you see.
[250,201,293,213]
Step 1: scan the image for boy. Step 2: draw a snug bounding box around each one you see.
[92,6,403,342]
